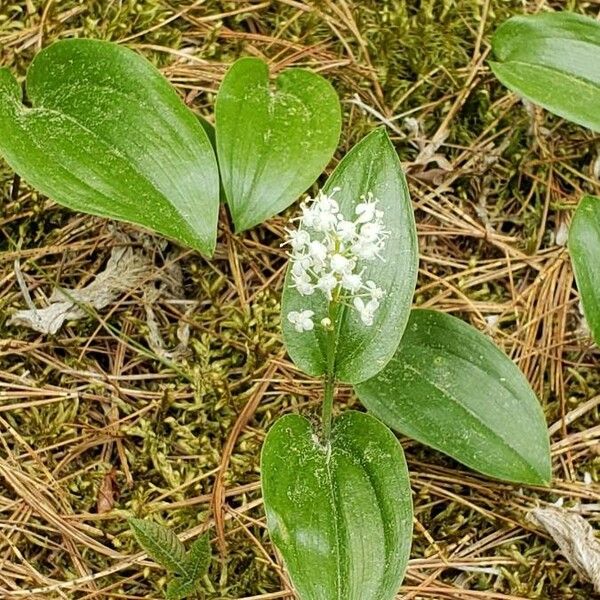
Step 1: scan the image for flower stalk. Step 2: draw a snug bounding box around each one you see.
[321,371,336,442]
[284,187,389,442]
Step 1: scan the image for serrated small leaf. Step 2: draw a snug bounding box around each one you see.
[215,57,341,231]
[355,309,552,485]
[491,11,600,132]
[281,128,418,384]
[183,534,211,582]
[261,411,413,600]
[129,518,187,575]
[0,39,220,255]
[165,576,202,600]
[569,195,600,345]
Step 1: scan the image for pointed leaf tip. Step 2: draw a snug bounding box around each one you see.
[356,309,552,486]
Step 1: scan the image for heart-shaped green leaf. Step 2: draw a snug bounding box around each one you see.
[215,57,341,231]
[261,411,413,600]
[355,309,552,485]
[281,128,419,384]
[569,195,600,345]
[0,39,220,255]
[491,11,600,132]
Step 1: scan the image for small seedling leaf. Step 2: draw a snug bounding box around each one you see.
[183,534,211,582]
[129,518,187,576]
[165,577,202,600]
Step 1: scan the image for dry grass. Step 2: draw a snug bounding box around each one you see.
[0,0,599,598]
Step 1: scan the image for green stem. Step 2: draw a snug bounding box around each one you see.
[321,371,335,442]
[321,291,340,443]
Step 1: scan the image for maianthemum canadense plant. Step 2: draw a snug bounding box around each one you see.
[0,39,552,600]
[491,10,600,348]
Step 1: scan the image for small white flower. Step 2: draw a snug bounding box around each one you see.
[307,190,340,233]
[293,272,315,296]
[286,228,310,250]
[314,211,338,232]
[308,240,328,263]
[336,219,356,241]
[359,221,385,242]
[284,188,388,331]
[287,310,315,332]
[341,272,362,293]
[318,194,340,215]
[353,297,377,326]
[330,254,352,274]
[352,240,380,260]
[355,194,379,223]
[299,201,319,228]
[291,258,309,277]
[365,280,385,301]
[316,273,338,299]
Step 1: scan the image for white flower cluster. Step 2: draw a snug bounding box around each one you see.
[285,188,388,333]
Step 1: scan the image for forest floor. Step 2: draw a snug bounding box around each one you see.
[0,1,599,598]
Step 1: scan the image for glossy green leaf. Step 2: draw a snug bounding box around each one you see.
[0,39,220,255]
[215,57,341,231]
[261,411,413,600]
[491,11,600,132]
[355,309,552,485]
[569,195,600,345]
[129,518,187,575]
[281,128,419,384]
[197,116,216,151]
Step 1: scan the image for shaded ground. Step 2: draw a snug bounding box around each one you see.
[0,1,599,598]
